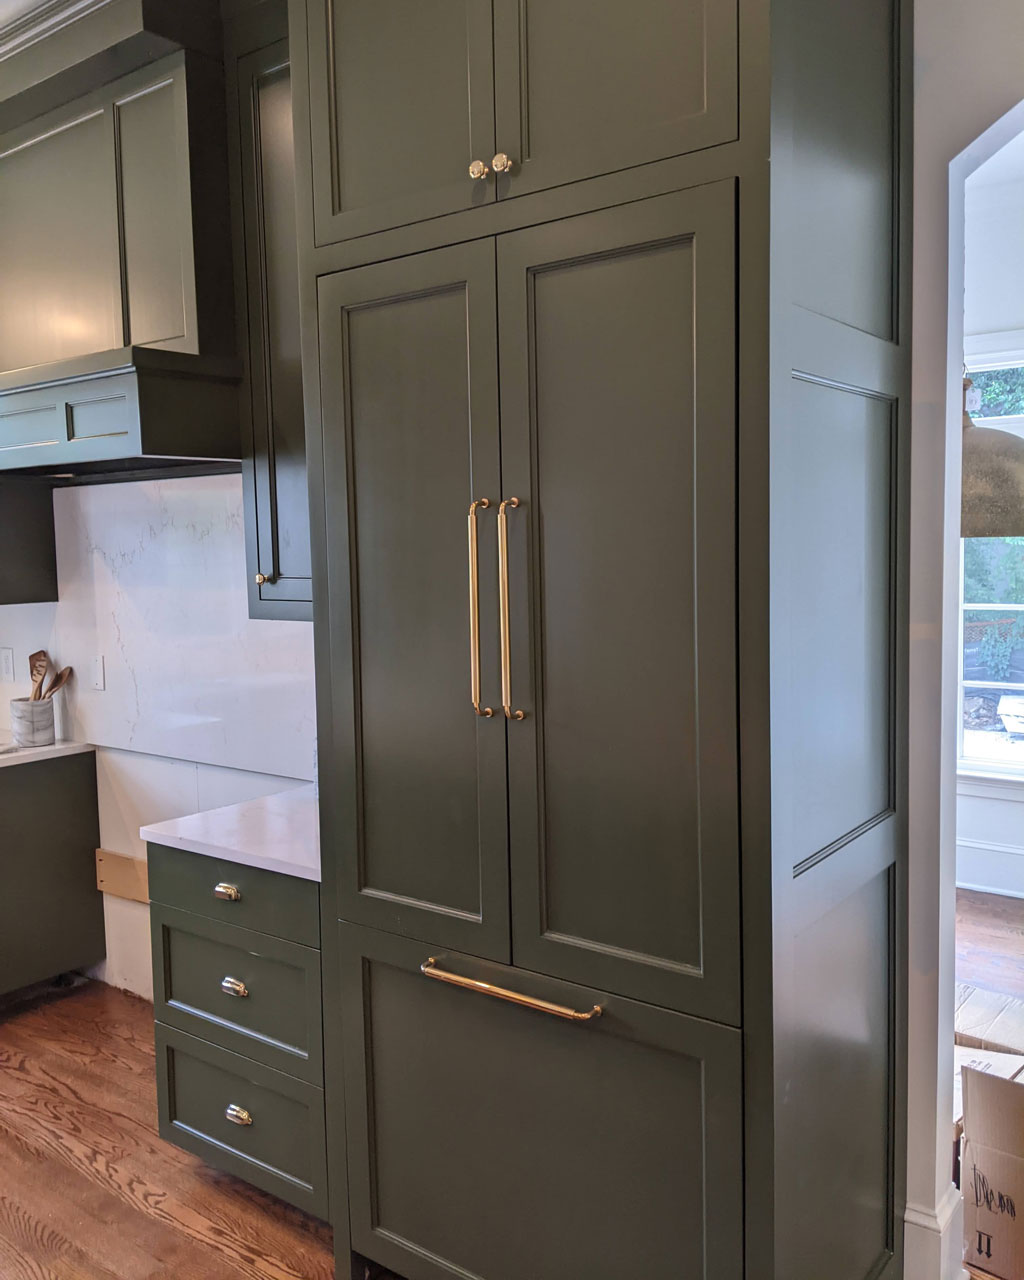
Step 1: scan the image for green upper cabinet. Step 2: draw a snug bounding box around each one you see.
[226,5,312,619]
[491,0,738,201]
[0,51,234,378]
[306,0,497,244]
[301,0,737,247]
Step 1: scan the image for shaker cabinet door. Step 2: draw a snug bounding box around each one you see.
[492,0,738,200]
[337,921,743,1280]
[318,241,509,960]
[306,0,496,244]
[231,37,313,617]
[497,185,741,1022]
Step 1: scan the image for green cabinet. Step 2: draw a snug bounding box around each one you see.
[148,842,327,1218]
[302,0,738,246]
[0,51,233,378]
[336,922,743,1280]
[226,4,312,618]
[0,480,56,603]
[318,186,739,1020]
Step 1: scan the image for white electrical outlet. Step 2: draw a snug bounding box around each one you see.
[0,648,13,683]
[92,654,106,691]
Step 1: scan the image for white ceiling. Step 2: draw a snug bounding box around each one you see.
[970,130,1024,190]
[0,0,48,26]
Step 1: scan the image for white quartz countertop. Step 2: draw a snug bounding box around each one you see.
[139,785,320,882]
[0,738,94,768]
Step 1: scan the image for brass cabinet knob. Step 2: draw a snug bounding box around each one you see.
[225,1103,253,1127]
[255,573,269,585]
[491,152,514,174]
[213,882,242,902]
[220,975,249,998]
[468,159,490,180]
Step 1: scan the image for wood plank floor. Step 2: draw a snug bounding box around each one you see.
[0,980,336,1280]
[957,887,1024,999]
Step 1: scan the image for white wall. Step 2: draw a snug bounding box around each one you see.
[957,776,1024,897]
[0,473,315,999]
[911,3,1024,1277]
[965,170,1024,351]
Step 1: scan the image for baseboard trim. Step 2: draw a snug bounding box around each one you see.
[905,1185,966,1280]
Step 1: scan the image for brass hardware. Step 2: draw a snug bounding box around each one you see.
[421,957,602,1022]
[225,1103,253,1127]
[497,497,525,720]
[220,976,249,998]
[213,882,242,902]
[468,159,490,180]
[468,499,494,718]
[255,573,269,585]
[491,152,514,174]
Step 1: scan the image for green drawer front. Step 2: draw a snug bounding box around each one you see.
[152,904,323,1083]
[147,843,319,946]
[155,1022,328,1220]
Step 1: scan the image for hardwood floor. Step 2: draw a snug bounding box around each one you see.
[0,980,335,1280]
[957,887,1024,999]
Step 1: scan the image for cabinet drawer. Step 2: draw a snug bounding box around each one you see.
[152,904,322,1082]
[337,922,743,1280]
[148,843,319,946]
[155,1023,328,1219]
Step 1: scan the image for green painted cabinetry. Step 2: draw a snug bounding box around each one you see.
[225,2,312,619]
[148,842,327,1220]
[292,0,913,1275]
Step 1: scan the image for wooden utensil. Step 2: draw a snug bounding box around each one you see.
[42,666,72,700]
[28,650,48,701]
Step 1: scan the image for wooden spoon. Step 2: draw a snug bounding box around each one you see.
[28,650,48,701]
[42,666,72,700]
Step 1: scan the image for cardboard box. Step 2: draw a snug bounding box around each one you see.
[954,1049,1024,1188]
[957,984,1024,1056]
[962,1067,1024,1279]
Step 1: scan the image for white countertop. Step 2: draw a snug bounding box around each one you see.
[0,738,94,768]
[140,785,320,882]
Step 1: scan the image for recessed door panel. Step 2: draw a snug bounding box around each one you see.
[493,0,737,200]
[498,185,739,1021]
[318,241,508,959]
[308,0,496,244]
[338,921,743,1280]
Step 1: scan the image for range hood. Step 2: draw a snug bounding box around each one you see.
[0,346,240,480]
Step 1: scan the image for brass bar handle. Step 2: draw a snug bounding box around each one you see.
[225,1103,253,1127]
[220,976,249,998]
[214,882,242,901]
[467,499,493,717]
[497,497,525,720]
[421,957,601,1022]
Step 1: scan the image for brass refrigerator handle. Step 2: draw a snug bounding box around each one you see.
[498,497,525,720]
[467,500,494,717]
[420,958,602,1022]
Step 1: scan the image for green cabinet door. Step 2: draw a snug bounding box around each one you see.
[317,241,509,960]
[306,0,496,245]
[497,185,740,1023]
[492,0,738,201]
[229,28,313,618]
[336,921,743,1280]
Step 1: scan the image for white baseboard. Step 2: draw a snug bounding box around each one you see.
[905,1185,966,1280]
[957,837,1024,898]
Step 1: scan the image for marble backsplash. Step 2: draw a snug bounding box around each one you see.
[0,474,315,780]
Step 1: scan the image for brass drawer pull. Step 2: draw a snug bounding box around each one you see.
[421,957,601,1022]
[214,882,242,901]
[225,1103,253,1127]
[497,497,525,720]
[467,499,494,718]
[220,976,249,998]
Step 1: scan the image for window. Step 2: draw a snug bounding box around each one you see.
[970,364,1024,419]
[960,536,1024,773]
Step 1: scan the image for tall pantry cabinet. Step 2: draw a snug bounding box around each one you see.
[288,0,911,1277]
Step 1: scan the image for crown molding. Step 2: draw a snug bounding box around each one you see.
[0,0,116,63]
